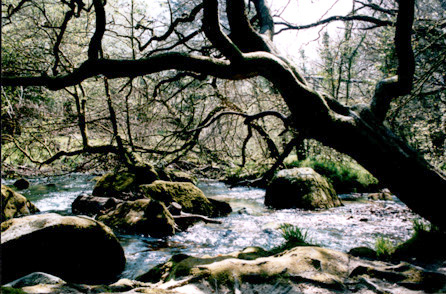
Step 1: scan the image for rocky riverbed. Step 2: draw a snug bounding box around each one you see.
[2,174,446,293]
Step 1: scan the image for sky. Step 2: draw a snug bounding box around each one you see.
[270,0,353,61]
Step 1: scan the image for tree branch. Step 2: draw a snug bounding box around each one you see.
[275,15,393,35]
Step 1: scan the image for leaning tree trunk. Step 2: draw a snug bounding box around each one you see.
[316,106,446,230]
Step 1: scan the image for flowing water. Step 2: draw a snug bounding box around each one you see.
[2,174,419,280]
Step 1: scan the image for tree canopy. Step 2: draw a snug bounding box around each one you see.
[2,0,446,229]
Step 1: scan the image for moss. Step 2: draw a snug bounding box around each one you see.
[140,181,215,216]
[0,287,27,294]
[287,156,379,193]
[92,165,158,198]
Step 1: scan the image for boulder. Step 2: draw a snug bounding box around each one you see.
[1,184,39,220]
[140,180,232,217]
[265,167,342,210]
[1,213,125,284]
[92,166,158,198]
[3,272,65,288]
[168,170,197,185]
[136,246,446,294]
[71,194,123,216]
[368,191,393,201]
[13,178,30,190]
[97,199,176,237]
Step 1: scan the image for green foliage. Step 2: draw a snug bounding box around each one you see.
[0,288,27,294]
[374,236,395,260]
[278,223,311,246]
[268,223,315,255]
[286,156,378,193]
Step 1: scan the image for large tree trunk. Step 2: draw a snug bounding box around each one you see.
[315,106,446,230]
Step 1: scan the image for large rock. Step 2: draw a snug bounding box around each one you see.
[140,180,232,217]
[1,213,125,284]
[97,199,176,237]
[4,246,446,294]
[92,166,158,198]
[135,246,446,294]
[13,178,30,190]
[71,194,123,216]
[265,167,342,210]
[1,184,39,220]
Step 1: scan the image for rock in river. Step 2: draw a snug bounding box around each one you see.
[97,198,177,237]
[1,213,125,284]
[92,165,158,198]
[265,167,342,210]
[1,184,39,220]
[140,180,232,217]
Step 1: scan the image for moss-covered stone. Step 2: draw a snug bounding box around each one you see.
[97,199,176,237]
[265,167,342,210]
[92,166,158,198]
[140,180,231,217]
[1,185,39,221]
[1,213,125,284]
[168,170,197,185]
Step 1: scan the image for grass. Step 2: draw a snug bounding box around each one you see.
[374,236,395,260]
[285,155,379,193]
[269,223,315,255]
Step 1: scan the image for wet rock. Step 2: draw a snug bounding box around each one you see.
[6,246,446,294]
[1,213,125,284]
[71,194,123,216]
[367,191,393,201]
[349,247,378,260]
[92,165,158,198]
[97,198,176,237]
[1,184,39,220]
[136,246,446,294]
[265,167,342,210]
[13,178,30,190]
[140,180,232,217]
[3,272,65,288]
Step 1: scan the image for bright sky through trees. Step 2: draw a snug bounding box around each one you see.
[271,0,352,61]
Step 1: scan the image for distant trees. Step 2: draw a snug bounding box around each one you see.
[2,0,446,229]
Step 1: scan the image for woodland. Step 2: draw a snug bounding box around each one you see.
[2,0,445,227]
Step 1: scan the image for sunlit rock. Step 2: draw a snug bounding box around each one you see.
[265,167,342,210]
[1,184,39,220]
[140,180,232,217]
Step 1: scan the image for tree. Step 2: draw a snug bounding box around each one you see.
[2,0,446,230]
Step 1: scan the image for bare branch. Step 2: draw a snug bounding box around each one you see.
[275,15,393,35]
[139,4,203,51]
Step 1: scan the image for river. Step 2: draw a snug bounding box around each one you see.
[1,173,419,280]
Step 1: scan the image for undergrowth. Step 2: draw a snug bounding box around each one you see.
[286,155,379,193]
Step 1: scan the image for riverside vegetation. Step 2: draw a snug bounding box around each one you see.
[2,0,446,292]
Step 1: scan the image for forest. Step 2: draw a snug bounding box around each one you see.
[1,0,446,293]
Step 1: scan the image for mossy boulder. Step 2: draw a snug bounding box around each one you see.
[1,213,125,284]
[97,198,176,237]
[1,185,39,221]
[265,167,342,210]
[140,180,231,217]
[168,170,197,185]
[92,166,158,198]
